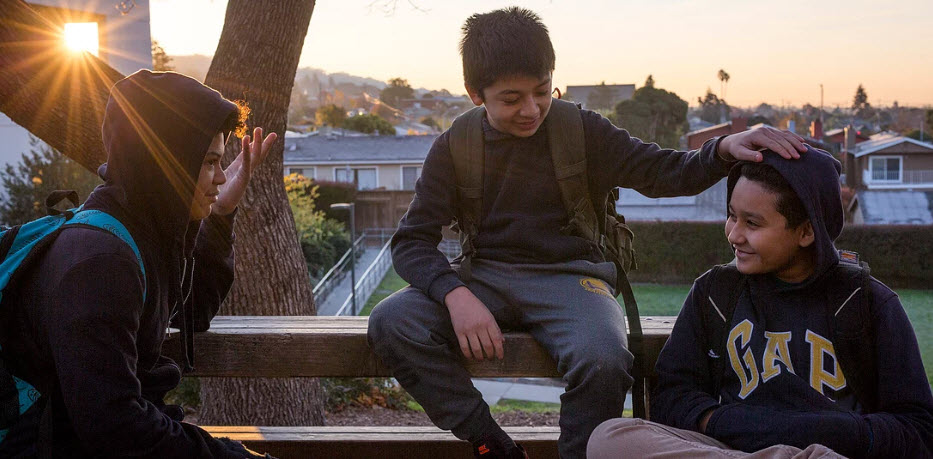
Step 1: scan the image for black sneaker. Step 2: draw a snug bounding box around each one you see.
[473,440,528,458]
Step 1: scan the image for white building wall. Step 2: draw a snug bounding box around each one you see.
[0,1,152,191]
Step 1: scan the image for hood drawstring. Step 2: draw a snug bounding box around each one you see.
[176,257,197,372]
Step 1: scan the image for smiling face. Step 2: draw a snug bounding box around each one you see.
[467,74,552,138]
[189,132,227,221]
[725,177,816,283]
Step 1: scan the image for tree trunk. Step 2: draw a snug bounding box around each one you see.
[197,0,325,426]
[0,0,121,172]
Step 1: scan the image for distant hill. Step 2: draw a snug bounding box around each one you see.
[168,54,447,96]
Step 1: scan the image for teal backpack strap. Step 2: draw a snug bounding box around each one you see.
[64,209,147,302]
[448,106,486,282]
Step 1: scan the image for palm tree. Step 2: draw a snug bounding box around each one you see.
[718,69,731,100]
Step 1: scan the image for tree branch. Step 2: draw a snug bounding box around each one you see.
[0,0,124,173]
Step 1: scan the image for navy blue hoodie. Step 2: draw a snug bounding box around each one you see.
[0,71,254,458]
[652,147,933,458]
[392,109,733,303]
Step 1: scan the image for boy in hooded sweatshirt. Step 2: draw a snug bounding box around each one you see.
[0,70,278,457]
[587,148,933,458]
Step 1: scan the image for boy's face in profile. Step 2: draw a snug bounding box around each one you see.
[726,177,816,283]
[467,74,552,138]
[189,132,227,221]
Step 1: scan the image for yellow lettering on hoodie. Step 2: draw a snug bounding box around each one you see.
[806,330,846,394]
[761,331,795,382]
[727,319,760,399]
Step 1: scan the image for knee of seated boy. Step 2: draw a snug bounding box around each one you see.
[587,418,655,459]
[573,338,633,375]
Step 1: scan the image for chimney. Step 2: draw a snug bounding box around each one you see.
[844,125,856,153]
[731,117,747,133]
[810,119,823,140]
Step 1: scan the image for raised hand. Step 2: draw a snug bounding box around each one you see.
[718,126,808,162]
[214,127,277,215]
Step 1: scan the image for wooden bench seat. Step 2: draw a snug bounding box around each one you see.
[203,426,562,459]
[167,315,677,458]
[171,315,675,379]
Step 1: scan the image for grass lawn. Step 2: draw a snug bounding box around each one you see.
[362,269,933,385]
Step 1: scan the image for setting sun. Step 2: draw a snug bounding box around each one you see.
[63,22,99,56]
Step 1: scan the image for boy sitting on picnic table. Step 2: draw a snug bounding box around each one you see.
[367,6,807,459]
[588,148,933,458]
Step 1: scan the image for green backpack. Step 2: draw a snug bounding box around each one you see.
[448,98,648,417]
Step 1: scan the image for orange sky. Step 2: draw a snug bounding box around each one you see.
[150,0,933,108]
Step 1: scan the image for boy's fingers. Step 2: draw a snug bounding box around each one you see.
[478,332,495,360]
[489,327,504,359]
[467,334,484,360]
[762,130,795,159]
[731,145,761,162]
[457,334,471,360]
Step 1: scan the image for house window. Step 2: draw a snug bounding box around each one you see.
[335,167,377,190]
[870,156,901,182]
[402,166,422,190]
[287,167,314,179]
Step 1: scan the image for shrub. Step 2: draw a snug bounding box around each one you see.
[321,378,413,412]
[313,180,358,220]
[342,114,395,135]
[625,221,933,288]
[0,136,101,226]
[285,174,351,281]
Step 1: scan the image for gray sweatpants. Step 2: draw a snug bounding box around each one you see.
[587,418,845,459]
[367,258,634,459]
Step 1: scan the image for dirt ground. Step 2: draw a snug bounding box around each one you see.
[325,405,560,427]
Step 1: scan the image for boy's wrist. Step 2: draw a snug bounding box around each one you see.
[715,135,737,163]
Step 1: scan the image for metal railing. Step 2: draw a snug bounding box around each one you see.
[311,234,365,302]
[863,169,933,185]
[312,229,396,311]
[335,239,392,316]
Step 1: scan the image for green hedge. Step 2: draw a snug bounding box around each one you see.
[627,222,933,289]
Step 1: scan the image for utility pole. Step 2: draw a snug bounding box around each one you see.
[819,84,824,126]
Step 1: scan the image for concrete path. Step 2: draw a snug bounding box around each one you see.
[473,378,633,410]
[316,246,382,316]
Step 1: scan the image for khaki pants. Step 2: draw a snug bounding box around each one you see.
[587,418,846,459]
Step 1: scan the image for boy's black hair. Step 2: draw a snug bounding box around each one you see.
[459,7,555,98]
[737,162,809,228]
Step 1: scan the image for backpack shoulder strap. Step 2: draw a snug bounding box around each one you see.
[64,209,147,302]
[826,254,877,411]
[703,262,746,397]
[545,98,600,243]
[448,106,486,281]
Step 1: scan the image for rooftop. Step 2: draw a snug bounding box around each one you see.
[856,190,933,224]
[284,134,437,163]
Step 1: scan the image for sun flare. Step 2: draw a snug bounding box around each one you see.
[63,22,99,56]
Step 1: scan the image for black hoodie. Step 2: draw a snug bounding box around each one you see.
[0,71,251,457]
[651,147,933,458]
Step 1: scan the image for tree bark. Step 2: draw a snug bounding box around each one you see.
[197,0,325,426]
[0,0,122,173]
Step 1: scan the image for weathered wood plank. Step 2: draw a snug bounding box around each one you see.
[166,316,674,378]
[203,426,561,459]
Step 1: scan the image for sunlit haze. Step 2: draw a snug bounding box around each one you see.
[64,22,99,56]
[150,0,933,108]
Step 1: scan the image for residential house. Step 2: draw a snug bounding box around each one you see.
[617,180,727,222]
[824,127,870,153]
[685,118,748,150]
[844,132,933,224]
[0,0,152,176]
[284,133,436,191]
[564,84,634,110]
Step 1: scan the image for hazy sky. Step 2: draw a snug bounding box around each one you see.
[150,0,933,108]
